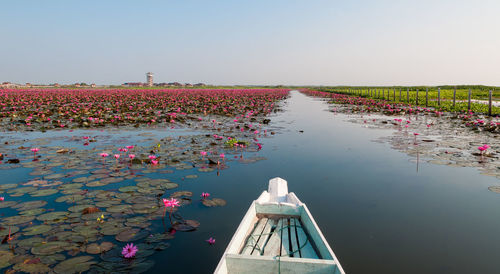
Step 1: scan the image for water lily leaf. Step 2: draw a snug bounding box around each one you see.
[100,177,124,184]
[202,198,227,207]
[107,204,132,213]
[45,173,65,180]
[100,223,127,236]
[86,242,114,254]
[68,204,94,212]
[118,186,138,192]
[19,208,46,216]
[38,253,66,265]
[145,233,174,243]
[0,226,19,236]
[488,186,500,194]
[172,220,200,232]
[30,188,59,197]
[3,215,35,225]
[0,183,18,190]
[185,174,198,179]
[73,225,99,238]
[0,250,15,268]
[171,191,193,198]
[72,177,89,183]
[54,256,96,274]
[59,183,83,190]
[31,241,71,255]
[55,194,84,203]
[13,200,47,211]
[115,228,148,242]
[12,260,51,273]
[23,224,53,235]
[37,211,68,222]
[17,236,44,248]
[0,201,18,208]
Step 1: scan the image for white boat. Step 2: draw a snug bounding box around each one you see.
[215,177,345,274]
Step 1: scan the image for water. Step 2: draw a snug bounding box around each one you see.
[154,91,500,273]
[2,90,500,273]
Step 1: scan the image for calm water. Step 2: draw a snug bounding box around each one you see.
[3,91,500,273]
[152,91,500,273]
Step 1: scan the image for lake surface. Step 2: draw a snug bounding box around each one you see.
[2,90,500,273]
[160,90,500,274]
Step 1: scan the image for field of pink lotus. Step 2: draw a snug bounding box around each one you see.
[0,89,289,130]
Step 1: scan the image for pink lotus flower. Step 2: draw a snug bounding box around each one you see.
[126,145,134,149]
[0,197,4,201]
[148,155,156,160]
[128,154,135,159]
[200,151,207,157]
[201,192,210,199]
[219,153,225,159]
[31,148,39,153]
[164,198,180,208]
[122,243,138,258]
[100,153,109,158]
[206,237,216,245]
[151,160,158,165]
[114,154,120,159]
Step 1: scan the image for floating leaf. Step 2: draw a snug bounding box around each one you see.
[0,250,15,268]
[3,215,35,225]
[115,228,148,242]
[54,256,96,274]
[86,242,114,254]
[37,211,68,222]
[30,188,59,197]
[31,241,72,255]
[23,224,53,235]
[0,226,19,236]
[172,220,200,232]
[202,198,227,207]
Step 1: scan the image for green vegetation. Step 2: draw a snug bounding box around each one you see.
[314,86,500,115]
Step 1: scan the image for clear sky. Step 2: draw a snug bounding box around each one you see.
[1,0,499,86]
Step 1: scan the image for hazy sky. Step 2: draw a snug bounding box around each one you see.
[1,0,499,86]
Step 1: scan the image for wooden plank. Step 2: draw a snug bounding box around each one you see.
[289,218,299,257]
[252,218,275,255]
[225,254,340,274]
[281,218,292,257]
[241,217,267,255]
[293,218,319,259]
[262,218,284,256]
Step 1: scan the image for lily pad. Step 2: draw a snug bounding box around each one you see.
[30,188,59,197]
[0,201,18,209]
[31,241,71,255]
[86,242,114,254]
[54,256,96,274]
[12,260,51,273]
[0,226,19,236]
[107,204,132,213]
[202,198,227,207]
[3,215,35,225]
[172,220,200,232]
[23,224,53,235]
[0,250,15,268]
[37,211,68,222]
[118,186,139,192]
[19,208,46,216]
[115,228,148,242]
[13,200,47,211]
[0,183,18,190]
